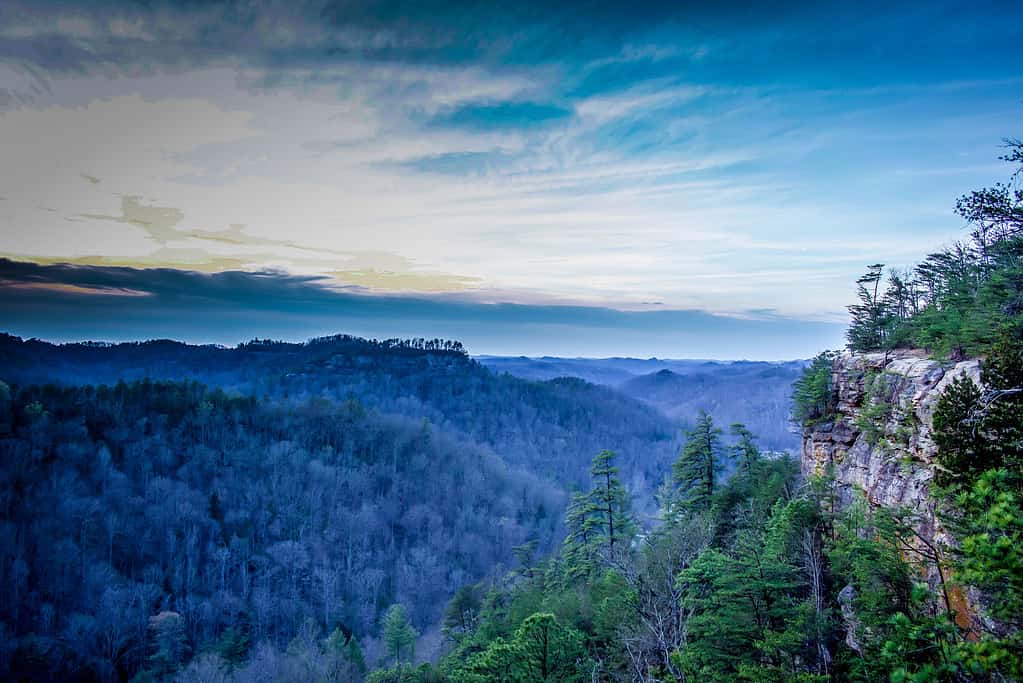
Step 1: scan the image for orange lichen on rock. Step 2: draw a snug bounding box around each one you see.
[948,582,980,639]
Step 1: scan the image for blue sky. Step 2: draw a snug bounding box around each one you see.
[0,1,1021,358]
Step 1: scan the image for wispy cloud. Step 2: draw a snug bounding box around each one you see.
[0,0,1020,354]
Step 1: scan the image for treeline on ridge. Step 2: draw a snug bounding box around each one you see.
[845,138,1022,357]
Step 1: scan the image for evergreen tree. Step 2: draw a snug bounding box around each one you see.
[382,604,418,665]
[675,494,829,682]
[588,449,635,553]
[953,470,1023,678]
[562,491,601,575]
[563,450,635,575]
[933,374,987,492]
[847,263,890,352]
[672,412,724,514]
[934,331,1023,493]
[978,332,1023,481]
[929,334,1023,679]
[325,626,367,677]
[215,626,249,670]
[792,351,837,427]
[510,613,585,683]
[729,422,760,476]
[442,584,483,642]
[447,637,518,683]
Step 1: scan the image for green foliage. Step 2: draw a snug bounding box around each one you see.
[215,626,250,669]
[562,491,600,576]
[933,374,987,492]
[838,151,1023,682]
[792,351,837,428]
[447,637,519,682]
[511,613,587,682]
[368,662,445,683]
[676,495,830,682]
[729,422,761,476]
[955,471,1023,629]
[382,604,419,665]
[445,612,587,683]
[326,626,366,675]
[587,449,636,553]
[948,470,1023,676]
[824,501,970,682]
[847,263,894,352]
[853,371,893,447]
[827,502,912,625]
[920,330,1023,681]
[977,332,1023,480]
[562,449,636,577]
[934,331,1023,494]
[670,411,725,515]
[882,588,965,683]
[438,396,1021,683]
[443,584,483,643]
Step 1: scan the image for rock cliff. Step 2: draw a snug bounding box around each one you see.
[801,350,984,630]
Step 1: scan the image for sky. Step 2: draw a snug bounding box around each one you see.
[0,1,1021,358]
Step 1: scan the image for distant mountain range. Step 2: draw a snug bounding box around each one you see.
[477,356,808,451]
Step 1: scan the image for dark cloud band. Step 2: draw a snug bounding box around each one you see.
[0,258,843,358]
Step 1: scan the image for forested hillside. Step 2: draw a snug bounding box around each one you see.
[0,334,678,494]
[0,333,694,681]
[478,356,806,452]
[475,357,715,386]
[0,380,564,679]
[617,362,804,451]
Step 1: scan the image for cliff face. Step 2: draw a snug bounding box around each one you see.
[802,350,981,523]
[801,350,983,629]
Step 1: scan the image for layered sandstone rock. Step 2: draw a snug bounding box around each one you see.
[801,350,984,630]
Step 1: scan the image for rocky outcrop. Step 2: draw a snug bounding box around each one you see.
[837,584,863,653]
[801,350,983,630]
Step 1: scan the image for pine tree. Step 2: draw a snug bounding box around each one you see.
[672,412,724,514]
[932,374,986,492]
[564,451,635,574]
[326,626,366,676]
[847,263,889,351]
[953,470,1023,677]
[511,613,586,683]
[563,490,600,575]
[729,422,760,477]
[792,352,837,427]
[382,604,418,665]
[443,584,482,641]
[215,626,249,670]
[588,449,635,552]
[934,332,1023,493]
[978,332,1023,481]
